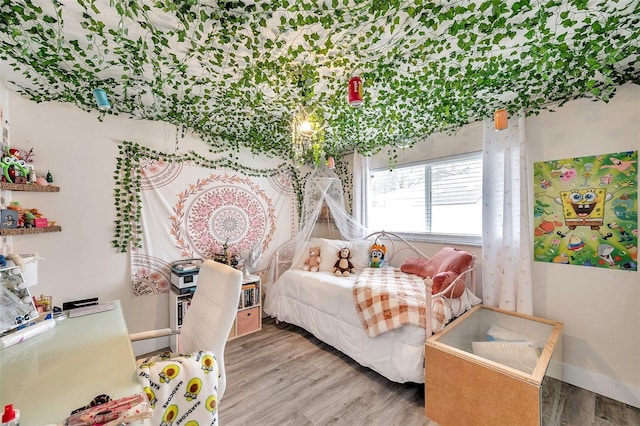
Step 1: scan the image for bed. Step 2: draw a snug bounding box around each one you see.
[264,231,481,384]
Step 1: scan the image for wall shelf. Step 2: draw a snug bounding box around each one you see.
[0,182,60,192]
[0,226,62,236]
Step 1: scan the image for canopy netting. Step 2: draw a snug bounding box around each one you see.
[266,166,371,287]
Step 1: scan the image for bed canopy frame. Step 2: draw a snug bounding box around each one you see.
[269,167,370,280]
[271,166,474,281]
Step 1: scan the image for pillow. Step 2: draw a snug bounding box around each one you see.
[471,341,539,373]
[349,240,372,271]
[400,247,474,298]
[432,271,460,296]
[318,238,372,273]
[486,324,531,342]
[399,257,430,276]
[431,287,482,332]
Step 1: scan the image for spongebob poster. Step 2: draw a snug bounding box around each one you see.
[533,150,637,270]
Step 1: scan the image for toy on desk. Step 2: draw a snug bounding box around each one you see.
[1,403,20,426]
[34,294,52,314]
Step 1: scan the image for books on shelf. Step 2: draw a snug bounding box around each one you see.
[239,283,259,309]
[177,296,191,327]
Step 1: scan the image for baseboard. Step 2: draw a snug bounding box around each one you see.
[552,363,640,409]
[131,336,170,357]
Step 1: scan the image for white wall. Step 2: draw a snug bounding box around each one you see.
[5,80,639,407]
[4,89,281,355]
[369,83,640,407]
[527,84,640,408]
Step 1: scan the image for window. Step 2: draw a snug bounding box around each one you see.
[368,152,482,244]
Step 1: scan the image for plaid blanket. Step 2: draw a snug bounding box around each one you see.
[353,267,427,337]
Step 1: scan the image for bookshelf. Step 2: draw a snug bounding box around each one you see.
[229,274,262,340]
[168,288,195,352]
[168,274,261,352]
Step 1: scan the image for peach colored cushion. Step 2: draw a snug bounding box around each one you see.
[400,247,473,298]
[399,257,430,276]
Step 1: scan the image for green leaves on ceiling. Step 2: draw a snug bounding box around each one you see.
[1,0,639,162]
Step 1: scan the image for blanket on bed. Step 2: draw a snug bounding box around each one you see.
[353,267,427,337]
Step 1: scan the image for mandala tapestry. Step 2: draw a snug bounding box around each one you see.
[533,150,637,271]
[131,158,297,296]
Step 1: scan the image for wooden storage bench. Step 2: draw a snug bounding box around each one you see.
[425,305,563,426]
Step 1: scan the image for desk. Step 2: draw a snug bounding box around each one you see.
[0,301,144,425]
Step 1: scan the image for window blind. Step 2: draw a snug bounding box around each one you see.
[369,152,482,236]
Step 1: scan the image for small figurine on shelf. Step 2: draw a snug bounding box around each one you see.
[222,240,229,262]
[46,170,53,183]
[24,211,36,228]
[0,154,29,183]
[8,201,24,227]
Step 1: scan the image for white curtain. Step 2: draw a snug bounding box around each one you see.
[482,113,533,314]
[352,150,370,227]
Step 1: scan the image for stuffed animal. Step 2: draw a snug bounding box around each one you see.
[303,246,322,272]
[334,247,355,277]
[369,243,386,268]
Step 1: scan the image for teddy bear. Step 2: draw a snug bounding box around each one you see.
[303,246,321,272]
[334,247,355,277]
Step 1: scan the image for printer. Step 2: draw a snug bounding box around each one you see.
[170,259,202,291]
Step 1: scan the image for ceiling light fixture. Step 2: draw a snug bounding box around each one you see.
[298,106,313,135]
[292,105,313,163]
[348,75,363,107]
[494,109,508,130]
[93,88,111,110]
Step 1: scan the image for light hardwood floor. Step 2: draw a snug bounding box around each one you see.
[142,317,640,425]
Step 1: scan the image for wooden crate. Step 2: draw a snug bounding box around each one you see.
[425,305,563,426]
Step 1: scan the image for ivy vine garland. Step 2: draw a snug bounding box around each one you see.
[113,140,304,252]
[1,0,638,164]
[113,140,354,252]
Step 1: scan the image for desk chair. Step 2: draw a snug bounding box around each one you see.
[130,260,242,401]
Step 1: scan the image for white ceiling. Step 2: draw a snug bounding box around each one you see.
[1,0,638,161]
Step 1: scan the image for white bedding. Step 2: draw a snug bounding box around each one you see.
[264,269,428,383]
[265,267,482,383]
